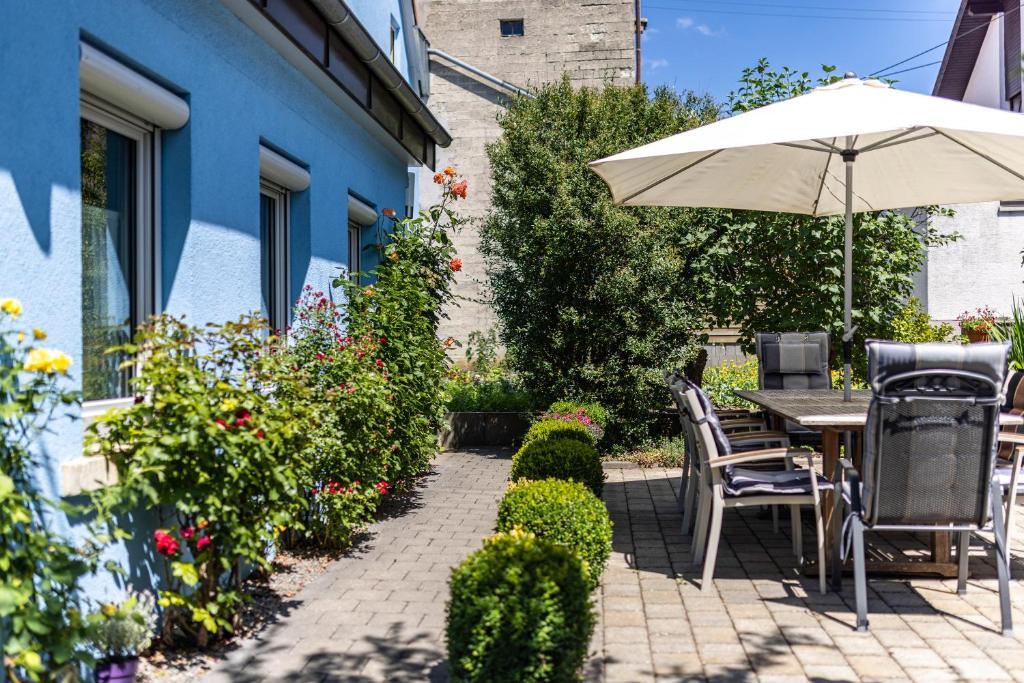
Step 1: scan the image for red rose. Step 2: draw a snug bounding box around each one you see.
[316,352,326,361]
[215,418,228,429]
[376,358,384,369]
[180,526,195,540]
[154,529,180,557]
[450,258,462,272]
[255,429,265,439]
[196,536,211,551]
[376,481,389,495]
[379,336,387,344]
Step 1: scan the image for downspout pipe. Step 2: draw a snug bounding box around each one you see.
[310,0,452,147]
[428,48,535,99]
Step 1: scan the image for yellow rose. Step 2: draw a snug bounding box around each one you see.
[0,298,22,318]
[24,348,73,375]
[101,603,117,618]
[16,332,25,343]
[32,328,46,340]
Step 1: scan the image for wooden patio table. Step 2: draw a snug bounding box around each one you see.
[734,389,1024,577]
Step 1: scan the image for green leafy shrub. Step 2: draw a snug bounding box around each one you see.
[334,170,467,485]
[446,529,595,683]
[87,590,157,660]
[497,479,612,588]
[547,400,609,429]
[1,299,99,681]
[622,436,687,469]
[510,438,604,496]
[891,297,954,343]
[700,358,759,410]
[90,314,312,647]
[992,297,1024,370]
[282,287,395,547]
[446,375,535,412]
[523,419,595,447]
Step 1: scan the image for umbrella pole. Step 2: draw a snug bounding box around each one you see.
[842,141,856,402]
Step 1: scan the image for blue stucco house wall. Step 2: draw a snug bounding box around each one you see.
[0,0,446,604]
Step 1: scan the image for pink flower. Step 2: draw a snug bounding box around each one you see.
[215,418,228,429]
[376,481,389,495]
[180,526,195,540]
[154,529,180,557]
[196,535,212,551]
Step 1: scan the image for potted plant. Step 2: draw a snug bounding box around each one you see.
[957,306,998,343]
[89,591,157,682]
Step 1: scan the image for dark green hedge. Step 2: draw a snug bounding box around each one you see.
[522,419,595,448]
[497,478,612,588]
[509,437,604,497]
[446,530,595,682]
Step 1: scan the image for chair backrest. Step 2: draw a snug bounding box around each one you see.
[861,340,1008,528]
[665,371,701,472]
[999,370,1024,459]
[755,332,830,390]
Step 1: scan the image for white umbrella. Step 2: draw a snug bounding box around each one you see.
[590,74,1024,400]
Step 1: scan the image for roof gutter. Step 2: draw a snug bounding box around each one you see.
[428,48,535,99]
[309,0,452,147]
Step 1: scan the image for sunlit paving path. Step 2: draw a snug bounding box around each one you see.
[204,449,511,682]
[594,463,1024,683]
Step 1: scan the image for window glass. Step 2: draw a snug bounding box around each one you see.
[260,192,276,325]
[348,222,361,283]
[81,118,136,401]
[500,19,524,37]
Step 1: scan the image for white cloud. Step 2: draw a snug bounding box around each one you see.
[676,15,723,37]
[648,58,669,70]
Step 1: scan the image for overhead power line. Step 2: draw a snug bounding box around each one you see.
[651,0,953,16]
[868,3,1019,77]
[645,4,953,23]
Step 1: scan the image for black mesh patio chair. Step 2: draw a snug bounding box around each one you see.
[664,371,787,533]
[755,332,831,443]
[832,340,1013,635]
[682,382,831,593]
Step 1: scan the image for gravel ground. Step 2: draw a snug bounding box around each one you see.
[137,548,340,682]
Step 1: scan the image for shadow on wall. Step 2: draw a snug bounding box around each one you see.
[429,61,515,109]
[1,169,57,255]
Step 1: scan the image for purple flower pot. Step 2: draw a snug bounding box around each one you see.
[95,657,139,683]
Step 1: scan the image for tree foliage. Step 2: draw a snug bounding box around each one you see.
[481,77,721,444]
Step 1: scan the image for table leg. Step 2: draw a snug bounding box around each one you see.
[821,428,841,566]
[932,532,952,564]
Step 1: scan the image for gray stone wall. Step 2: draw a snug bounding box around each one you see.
[419,0,636,355]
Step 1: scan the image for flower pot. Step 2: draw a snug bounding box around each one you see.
[965,329,990,343]
[95,657,139,683]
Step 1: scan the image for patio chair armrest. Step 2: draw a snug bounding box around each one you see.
[998,432,1024,445]
[727,430,790,447]
[708,448,810,468]
[833,457,861,512]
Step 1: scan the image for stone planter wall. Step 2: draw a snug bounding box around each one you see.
[441,412,532,449]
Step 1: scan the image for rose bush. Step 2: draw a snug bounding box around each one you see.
[332,169,467,485]
[90,315,312,647]
[0,301,100,682]
[281,287,395,547]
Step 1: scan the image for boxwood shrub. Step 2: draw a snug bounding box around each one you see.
[497,479,612,588]
[509,437,604,496]
[522,418,595,447]
[446,529,595,682]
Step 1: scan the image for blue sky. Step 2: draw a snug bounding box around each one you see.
[641,0,962,103]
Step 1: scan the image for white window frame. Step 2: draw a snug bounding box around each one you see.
[348,221,361,283]
[80,95,159,420]
[259,179,290,332]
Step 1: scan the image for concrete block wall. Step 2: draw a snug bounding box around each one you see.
[418,0,636,354]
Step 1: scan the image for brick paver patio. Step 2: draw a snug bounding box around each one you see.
[206,450,1024,682]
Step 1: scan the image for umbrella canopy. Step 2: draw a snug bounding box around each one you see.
[589,75,1024,399]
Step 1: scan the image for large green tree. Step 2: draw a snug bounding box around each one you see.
[481,77,720,445]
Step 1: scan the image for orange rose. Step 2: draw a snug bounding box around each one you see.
[382,207,396,217]
[433,172,445,184]
[444,166,456,177]
[452,179,468,199]
[450,257,462,272]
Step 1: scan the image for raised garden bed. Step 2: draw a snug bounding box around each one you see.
[442,411,532,449]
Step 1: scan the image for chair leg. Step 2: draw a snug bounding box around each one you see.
[813,498,826,595]
[957,530,971,596]
[677,462,688,513]
[991,484,1014,636]
[790,504,803,561]
[851,516,869,632]
[831,490,844,592]
[691,486,712,567]
[701,498,724,592]
[681,468,699,534]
